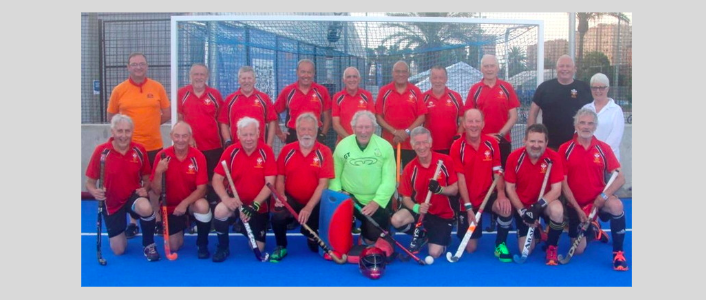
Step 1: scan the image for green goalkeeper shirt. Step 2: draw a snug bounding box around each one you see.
[329,134,396,208]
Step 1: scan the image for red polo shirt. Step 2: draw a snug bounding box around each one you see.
[213,142,277,211]
[274,82,331,129]
[375,82,427,150]
[422,88,463,151]
[149,146,208,214]
[219,88,277,143]
[85,138,151,215]
[450,135,502,208]
[399,152,458,219]
[504,147,564,207]
[464,79,520,142]
[331,88,375,143]
[177,85,224,151]
[277,141,335,204]
[559,136,621,206]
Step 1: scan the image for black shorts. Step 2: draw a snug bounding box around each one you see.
[103,192,143,238]
[514,210,546,239]
[271,193,320,235]
[456,192,498,240]
[400,149,416,170]
[147,149,162,167]
[234,212,269,243]
[201,148,224,182]
[565,204,612,238]
[165,213,188,235]
[422,213,453,246]
[352,196,392,242]
[498,137,511,171]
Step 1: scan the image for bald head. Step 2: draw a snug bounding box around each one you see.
[556,55,577,84]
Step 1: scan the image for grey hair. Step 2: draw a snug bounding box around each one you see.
[296,112,319,129]
[190,63,209,74]
[590,73,610,88]
[237,116,260,132]
[238,66,255,78]
[481,54,498,66]
[110,114,134,130]
[410,126,432,146]
[393,60,409,72]
[574,108,599,127]
[342,67,361,79]
[297,59,315,71]
[171,121,193,135]
[430,65,447,77]
[350,110,377,129]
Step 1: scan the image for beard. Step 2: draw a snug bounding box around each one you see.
[299,135,315,148]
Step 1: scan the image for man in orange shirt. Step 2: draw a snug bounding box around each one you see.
[107,52,171,238]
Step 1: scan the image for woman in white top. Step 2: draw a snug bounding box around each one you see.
[582,73,625,161]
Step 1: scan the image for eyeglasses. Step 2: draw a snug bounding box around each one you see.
[591,86,608,91]
[129,63,147,68]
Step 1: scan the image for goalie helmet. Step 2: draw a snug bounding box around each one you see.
[358,246,386,280]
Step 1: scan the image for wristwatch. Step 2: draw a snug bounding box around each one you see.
[600,192,608,200]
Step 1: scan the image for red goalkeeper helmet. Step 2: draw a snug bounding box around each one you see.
[358,246,386,280]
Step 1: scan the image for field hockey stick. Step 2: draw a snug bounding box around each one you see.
[159,153,178,261]
[265,183,347,264]
[513,160,553,264]
[221,160,269,262]
[96,149,109,266]
[558,170,619,264]
[353,202,426,265]
[446,176,498,263]
[409,160,444,250]
[393,142,402,211]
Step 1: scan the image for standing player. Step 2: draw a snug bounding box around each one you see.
[559,108,628,271]
[504,124,564,265]
[331,66,375,145]
[150,122,212,259]
[85,114,160,262]
[211,117,276,262]
[422,66,464,155]
[390,127,458,259]
[271,113,335,262]
[450,109,511,262]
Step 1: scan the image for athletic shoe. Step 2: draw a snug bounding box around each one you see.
[143,243,161,262]
[409,238,427,254]
[197,246,210,259]
[545,245,558,266]
[212,246,230,263]
[613,251,629,271]
[593,221,610,243]
[494,242,513,263]
[125,223,139,239]
[270,246,288,263]
[155,222,164,235]
[307,238,318,253]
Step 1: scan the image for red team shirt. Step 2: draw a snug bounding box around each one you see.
[464,79,521,142]
[274,82,331,130]
[219,88,278,144]
[277,141,335,204]
[85,138,151,215]
[149,147,208,214]
[331,88,375,143]
[450,135,502,208]
[375,82,427,150]
[422,88,463,151]
[559,135,621,207]
[399,152,458,219]
[503,147,564,207]
[177,85,225,151]
[213,141,277,213]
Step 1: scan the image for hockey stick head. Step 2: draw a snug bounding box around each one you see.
[446,252,459,263]
[512,254,528,264]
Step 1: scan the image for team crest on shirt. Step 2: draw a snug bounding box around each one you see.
[593,153,602,164]
[311,94,319,102]
[358,99,366,108]
[374,148,381,157]
[311,157,321,168]
[255,157,264,168]
[540,163,548,174]
[131,152,139,163]
[446,99,453,106]
[498,90,506,99]
[253,99,261,107]
[407,94,416,103]
[147,93,154,99]
[571,89,578,99]
[204,98,212,105]
[187,163,196,174]
[483,150,492,161]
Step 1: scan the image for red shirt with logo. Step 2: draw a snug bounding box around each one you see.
[219,88,278,144]
[559,135,621,206]
[504,147,564,207]
[85,138,151,215]
[177,85,224,151]
[399,152,458,219]
[277,141,334,204]
[450,136,502,208]
[149,146,208,214]
[213,142,277,212]
[464,79,520,142]
[375,82,427,150]
[422,88,463,151]
[274,82,331,129]
[331,88,375,143]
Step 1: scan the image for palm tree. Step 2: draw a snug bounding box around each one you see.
[576,12,630,78]
[380,12,483,73]
[507,46,528,78]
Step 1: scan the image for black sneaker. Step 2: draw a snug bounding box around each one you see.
[125,223,139,239]
[307,238,318,252]
[212,247,230,263]
[155,222,164,235]
[143,243,161,262]
[197,246,210,259]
